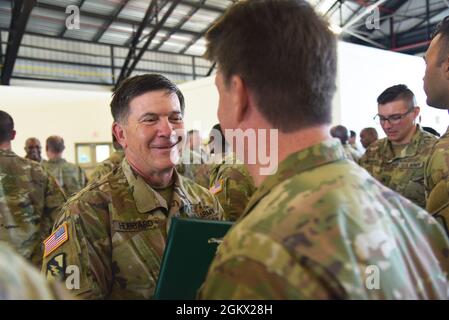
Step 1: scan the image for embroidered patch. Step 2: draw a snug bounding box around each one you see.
[209,179,224,195]
[43,222,69,258]
[113,218,160,232]
[45,253,66,281]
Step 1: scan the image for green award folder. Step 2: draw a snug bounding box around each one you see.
[153,217,234,300]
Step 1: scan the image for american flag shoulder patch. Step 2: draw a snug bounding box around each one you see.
[209,179,224,195]
[43,222,69,258]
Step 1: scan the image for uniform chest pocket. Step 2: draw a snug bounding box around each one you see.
[111,218,167,298]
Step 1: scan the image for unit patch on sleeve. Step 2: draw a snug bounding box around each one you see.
[209,179,224,195]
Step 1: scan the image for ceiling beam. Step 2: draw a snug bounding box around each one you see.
[92,0,130,42]
[119,0,182,86]
[153,0,206,51]
[34,2,202,38]
[1,0,35,85]
[116,0,159,86]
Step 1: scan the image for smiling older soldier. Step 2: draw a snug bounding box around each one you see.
[41,74,223,299]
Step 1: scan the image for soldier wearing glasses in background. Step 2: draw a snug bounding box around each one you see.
[359,84,437,208]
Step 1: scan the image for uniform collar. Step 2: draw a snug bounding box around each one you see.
[382,125,425,161]
[0,149,16,157]
[121,159,196,214]
[46,158,66,164]
[242,139,347,218]
[441,125,449,139]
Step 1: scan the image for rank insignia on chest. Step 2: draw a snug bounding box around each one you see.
[209,179,224,195]
[43,222,69,257]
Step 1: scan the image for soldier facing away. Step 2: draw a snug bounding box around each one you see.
[0,110,66,267]
[42,135,88,197]
[41,74,223,299]
[207,123,256,221]
[359,85,437,208]
[198,0,449,299]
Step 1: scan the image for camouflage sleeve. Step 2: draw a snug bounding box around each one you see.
[425,179,449,236]
[198,231,340,299]
[89,163,111,182]
[425,147,449,197]
[41,195,113,299]
[79,166,88,187]
[0,243,73,299]
[42,174,67,238]
[211,167,256,221]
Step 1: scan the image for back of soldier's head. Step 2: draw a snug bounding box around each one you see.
[377,84,416,108]
[205,0,337,133]
[209,123,228,154]
[0,110,14,143]
[361,127,378,139]
[110,74,185,124]
[330,125,349,144]
[46,135,65,153]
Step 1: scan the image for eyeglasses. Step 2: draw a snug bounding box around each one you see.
[373,107,414,125]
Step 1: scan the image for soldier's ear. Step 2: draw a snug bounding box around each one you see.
[10,130,16,141]
[229,74,249,124]
[112,122,127,149]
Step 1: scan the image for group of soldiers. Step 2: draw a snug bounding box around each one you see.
[331,83,449,233]
[1,0,449,299]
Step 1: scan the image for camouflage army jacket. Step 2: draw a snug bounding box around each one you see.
[42,159,223,299]
[343,143,361,162]
[42,158,87,197]
[425,126,449,196]
[0,242,71,299]
[359,125,437,208]
[199,139,449,299]
[89,150,125,182]
[424,126,449,234]
[0,149,66,266]
[208,153,256,221]
[176,150,210,188]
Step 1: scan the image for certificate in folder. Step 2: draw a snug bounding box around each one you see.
[153,217,233,300]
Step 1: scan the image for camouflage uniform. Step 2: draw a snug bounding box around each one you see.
[42,159,223,299]
[199,139,449,299]
[208,153,256,221]
[343,143,361,162]
[0,241,71,299]
[359,125,437,208]
[424,126,449,235]
[90,150,125,181]
[0,149,66,266]
[43,158,88,197]
[177,150,210,188]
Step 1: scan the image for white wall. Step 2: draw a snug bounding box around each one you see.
[338,42,448,140]
[1,85,113,162]
[178,76,219,139]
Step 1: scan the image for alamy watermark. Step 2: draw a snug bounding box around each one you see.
[65,5,80,30]
[365,8,380,30]
[173,124,279,176]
